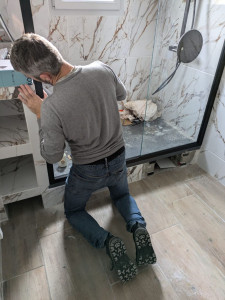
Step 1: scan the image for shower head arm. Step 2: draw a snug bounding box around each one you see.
[169,0,194,53]
[180,0,192,37]
[169,45,178,52]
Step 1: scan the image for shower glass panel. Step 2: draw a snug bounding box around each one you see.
[140,0,223,157]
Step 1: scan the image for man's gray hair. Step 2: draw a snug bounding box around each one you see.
[10,33,63,78]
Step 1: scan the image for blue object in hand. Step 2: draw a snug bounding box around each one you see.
[0,59,32,87]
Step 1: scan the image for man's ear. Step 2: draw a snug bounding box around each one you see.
[39,72,52,83]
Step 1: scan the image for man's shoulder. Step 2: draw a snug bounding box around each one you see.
[83,60,108,70]
[41,93,58,112]
[41,96,52,112]
[89,60,104,66]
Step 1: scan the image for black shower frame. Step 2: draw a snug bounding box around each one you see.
[19,0,225,187]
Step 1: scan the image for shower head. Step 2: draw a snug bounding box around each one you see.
[177,29,203,63]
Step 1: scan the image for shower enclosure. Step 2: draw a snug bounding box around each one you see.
[18,0,225,185]
[125,0,225,167]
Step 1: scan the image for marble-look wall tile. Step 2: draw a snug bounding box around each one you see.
[0,115,29,147]
[150,64,214,140]
[172,65,213,140]
[28,4,67,58]
[0,1,4,15]
[82,15,129,61]
[197,150,225,187]
[0,0,24,40]
[147,0,225,187]
[22,104,50,190]
[67,16,84,63]
[148,0,185,98]
[188,1,225,75]
[2,187,41,205]
[108,57,151,100]
[128,0,158,57]
[198,70,225,186]
[31,0,51,38]
[148,0,196,101]
[0,155,37,196]
[48,16,69,60]
[0,143,32,161]
[0,99,24,117]
[31,0,158,65]
[201,71,225,161]
[148,0,225,136]
[3,0,156,103]
[150,0,225,80]
[0,87,19,101]
[42,185,65,208]
[81,0,157,62]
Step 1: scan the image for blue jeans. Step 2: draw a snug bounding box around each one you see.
[64,150,146,248]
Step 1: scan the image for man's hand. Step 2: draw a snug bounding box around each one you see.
[18,85,48,119]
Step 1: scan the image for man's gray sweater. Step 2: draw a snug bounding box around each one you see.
[38,61,126,165]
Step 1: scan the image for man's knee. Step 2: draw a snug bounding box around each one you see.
[64,206,85,220]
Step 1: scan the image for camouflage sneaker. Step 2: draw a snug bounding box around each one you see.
[133,226,157,266]
[106,235,137,283]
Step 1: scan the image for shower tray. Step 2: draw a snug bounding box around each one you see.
[123,118,194,160]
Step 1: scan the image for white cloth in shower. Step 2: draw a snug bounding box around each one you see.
[122,99,160,122]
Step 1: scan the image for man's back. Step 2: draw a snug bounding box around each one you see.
[40,61,126,164]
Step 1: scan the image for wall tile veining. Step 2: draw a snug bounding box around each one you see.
[149,0,225,137]
[145,0,225,186]
[28,0,158,101]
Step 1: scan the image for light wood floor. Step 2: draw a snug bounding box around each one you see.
[1,164,225,300]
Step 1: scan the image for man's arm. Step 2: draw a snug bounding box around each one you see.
[37,104,65,164]
[18,84,65,164]
[115,74,127,101]
[99,62,127,101]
